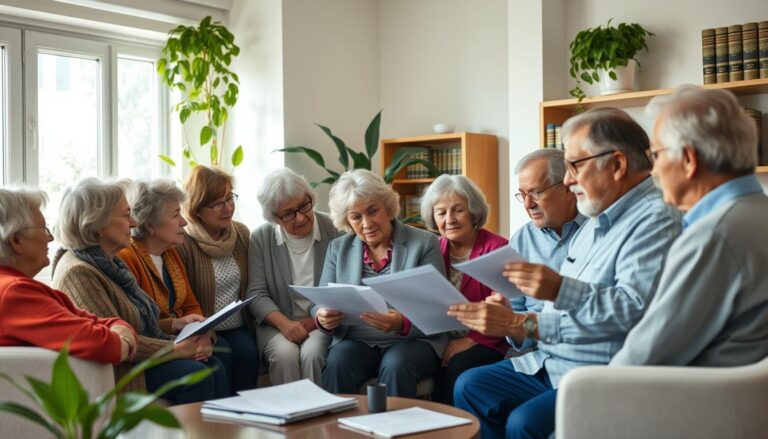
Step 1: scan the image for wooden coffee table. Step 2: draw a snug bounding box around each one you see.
[125,395,479,438]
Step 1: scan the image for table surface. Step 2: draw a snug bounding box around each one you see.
[126,394,480,439]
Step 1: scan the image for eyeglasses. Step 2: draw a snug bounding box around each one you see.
[276,197,313,222]
[204,193,238,212]
[565,150,617,176]
[647,147,670,164]
[514,182,562,203]
[21,225,53,238]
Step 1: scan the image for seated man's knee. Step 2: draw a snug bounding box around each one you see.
[505,404,541,439]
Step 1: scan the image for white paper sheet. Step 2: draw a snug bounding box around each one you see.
[338,407,472,438]
[452,245,527,299]
[174,295,256,343]
[291,284,389,325]
[361,265,468,335]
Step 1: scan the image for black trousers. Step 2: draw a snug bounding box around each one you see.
[432,342,504,405]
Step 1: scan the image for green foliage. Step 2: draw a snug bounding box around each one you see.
[157,16,243,169]
[275,111,438,187]
[568,19,654,102]
[0,345,213,439]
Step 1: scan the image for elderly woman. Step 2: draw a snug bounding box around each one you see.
[314,169,447,397]
[177,165,259,392]
[420,174,509,404]
[247,168,341,385]
[0,187,136,363]
[51,178,226,404]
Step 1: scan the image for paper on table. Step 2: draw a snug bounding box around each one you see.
[361,265,468,335]
[174,295,256,344]
[338,407,472,438]
[291,284,388,325]
[453,245,527,299]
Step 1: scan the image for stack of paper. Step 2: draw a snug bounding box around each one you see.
[338,407,472,437]
[175,296,256,343]
[201,379,357,425]
[290,283,388,325]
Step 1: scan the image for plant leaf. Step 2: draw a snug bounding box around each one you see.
[315,123,349,170]
[346,147,371,170]
[26,377,66,424]
[364,110,382,159]
[0,402,63,439]
[158,154,177,167]
[200,126,213,146]
[210,143,218,165]
[230,145,243,166]
[275,146,326,168]
[312,176,338,188]
[50,349,86,422]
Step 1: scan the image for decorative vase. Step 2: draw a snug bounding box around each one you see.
[598,59,638,95]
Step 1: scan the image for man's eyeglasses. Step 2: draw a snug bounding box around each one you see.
[21,225,53,238]
[647,147,670,164]
[514,182,561,203]
[277,197,313,222]
[204,193,238,212]
[565,150,617,176]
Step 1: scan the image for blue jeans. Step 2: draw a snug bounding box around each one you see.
[215,326,260,394]
[144,355,228,405]
[454,359,556,439]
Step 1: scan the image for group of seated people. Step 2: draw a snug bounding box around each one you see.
[1,84,767,438]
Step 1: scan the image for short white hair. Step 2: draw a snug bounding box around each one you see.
[0,188,48,265]
[328,169,400,233]
[420,175,489,231]
[58,178,128,250]
[514,149,567,185]
[257,168,317,223]
[646,85,757,174]
[129,179,186,239]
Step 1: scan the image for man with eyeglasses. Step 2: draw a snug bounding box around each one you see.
[451,107,682,439]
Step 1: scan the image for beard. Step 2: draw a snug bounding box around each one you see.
[570,184,604,217]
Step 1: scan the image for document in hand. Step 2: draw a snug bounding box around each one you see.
[453,245,526,299]
[201,379,357,425]
[361,265,468,335]
[290,284,388,325]
[174,295,256,344]
[338,407,472,438]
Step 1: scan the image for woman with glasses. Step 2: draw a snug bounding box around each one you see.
[420,174,509,404]
[247,168,341,385]
[177,165,259,393]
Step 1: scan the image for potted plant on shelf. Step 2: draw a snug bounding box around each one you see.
[568,19,654,102]
[157,16,243,170]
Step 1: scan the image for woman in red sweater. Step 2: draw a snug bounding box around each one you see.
[0,187,136,363]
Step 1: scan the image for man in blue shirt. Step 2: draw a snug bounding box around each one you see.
[450,108,682,439]
[612,86,768,367]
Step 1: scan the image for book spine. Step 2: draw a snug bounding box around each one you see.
[715,27,730,83]
[728,25,743,81]
[743,23,759,80]
[702,28,717,84]
[745,108,763,166]
[546,124,556,148]
[760,21,768,79]
[554,125,563,150]
[454,148,461,175]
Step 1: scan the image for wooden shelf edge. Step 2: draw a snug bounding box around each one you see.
[392,178,436,184]
[756,166,768,174]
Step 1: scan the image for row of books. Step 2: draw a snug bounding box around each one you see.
[405,147,462,178]
[545,124,564,150]
[402,194,422,220]
[744,107,765,165]
[701,21,768,84]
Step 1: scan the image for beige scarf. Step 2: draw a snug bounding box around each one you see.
[185,220,237,258]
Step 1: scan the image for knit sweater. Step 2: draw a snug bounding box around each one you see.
[118,239,204,334]
[52,251,172,392]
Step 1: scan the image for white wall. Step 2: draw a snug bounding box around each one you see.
[379,0,510,235]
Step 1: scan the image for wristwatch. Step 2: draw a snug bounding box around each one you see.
[522,313,537,338]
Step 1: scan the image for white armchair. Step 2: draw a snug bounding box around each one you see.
[0,346,115,437]
[556,357,768,439]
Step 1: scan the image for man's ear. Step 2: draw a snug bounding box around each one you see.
[611,151,629,181]
[681,146,698,179]
[9,232,24,255]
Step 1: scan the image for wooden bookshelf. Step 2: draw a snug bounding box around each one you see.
[380,132,499,233]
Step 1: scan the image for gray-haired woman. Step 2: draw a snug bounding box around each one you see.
[314,169,447,397]
[247,168,341,384]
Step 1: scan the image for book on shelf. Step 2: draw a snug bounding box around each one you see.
[403,194,422,219]
[743,23,759,80]
[405,147,431,179]
[728,24,744,82]
[554,125,563,150]
[715,27,730,83]
[760,21,768,78]
[702,28,716,84]
[744,108,763,165]
[546,124,556,149]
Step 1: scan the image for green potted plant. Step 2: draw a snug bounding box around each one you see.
[276,110,438,187]
[569,19,654,102]
[157,16,243,169]
[0,345,212,439]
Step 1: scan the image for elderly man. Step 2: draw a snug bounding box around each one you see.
[450,108,682,439]
[612,86,768,366]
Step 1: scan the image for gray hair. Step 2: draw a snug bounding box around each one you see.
[562,107,651,172]
[57,178,127,250]
[328,169,400,233]
[645,85,757,174]
[514,148,567,185]
[0,188,48,265]
[129,179,186,239]
[420,175,489,231]
[257,168,317,223]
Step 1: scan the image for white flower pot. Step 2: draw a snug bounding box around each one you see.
[598,59,638,95]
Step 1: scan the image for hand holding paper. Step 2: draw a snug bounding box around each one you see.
[452,245,527,299]
[291,284,388,326]
[175,296,256,344]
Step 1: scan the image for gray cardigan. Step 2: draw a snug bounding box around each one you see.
[247,211,342,352]
[313,220,448,358]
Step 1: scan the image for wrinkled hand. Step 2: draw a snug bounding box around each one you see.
[171,314,206,334]
[110,324,137,361]
[300,318,317,334]
[193,333,213,362]
[447,301,527,338]
[442,337,477,367]
[173,337,199,359]
[485,292,511,308]
[502,262,562,301]
[360,310,404,333]
[317,308,344,331]
[278,319,309,344]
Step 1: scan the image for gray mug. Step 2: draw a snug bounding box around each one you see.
[367,383,387,413]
